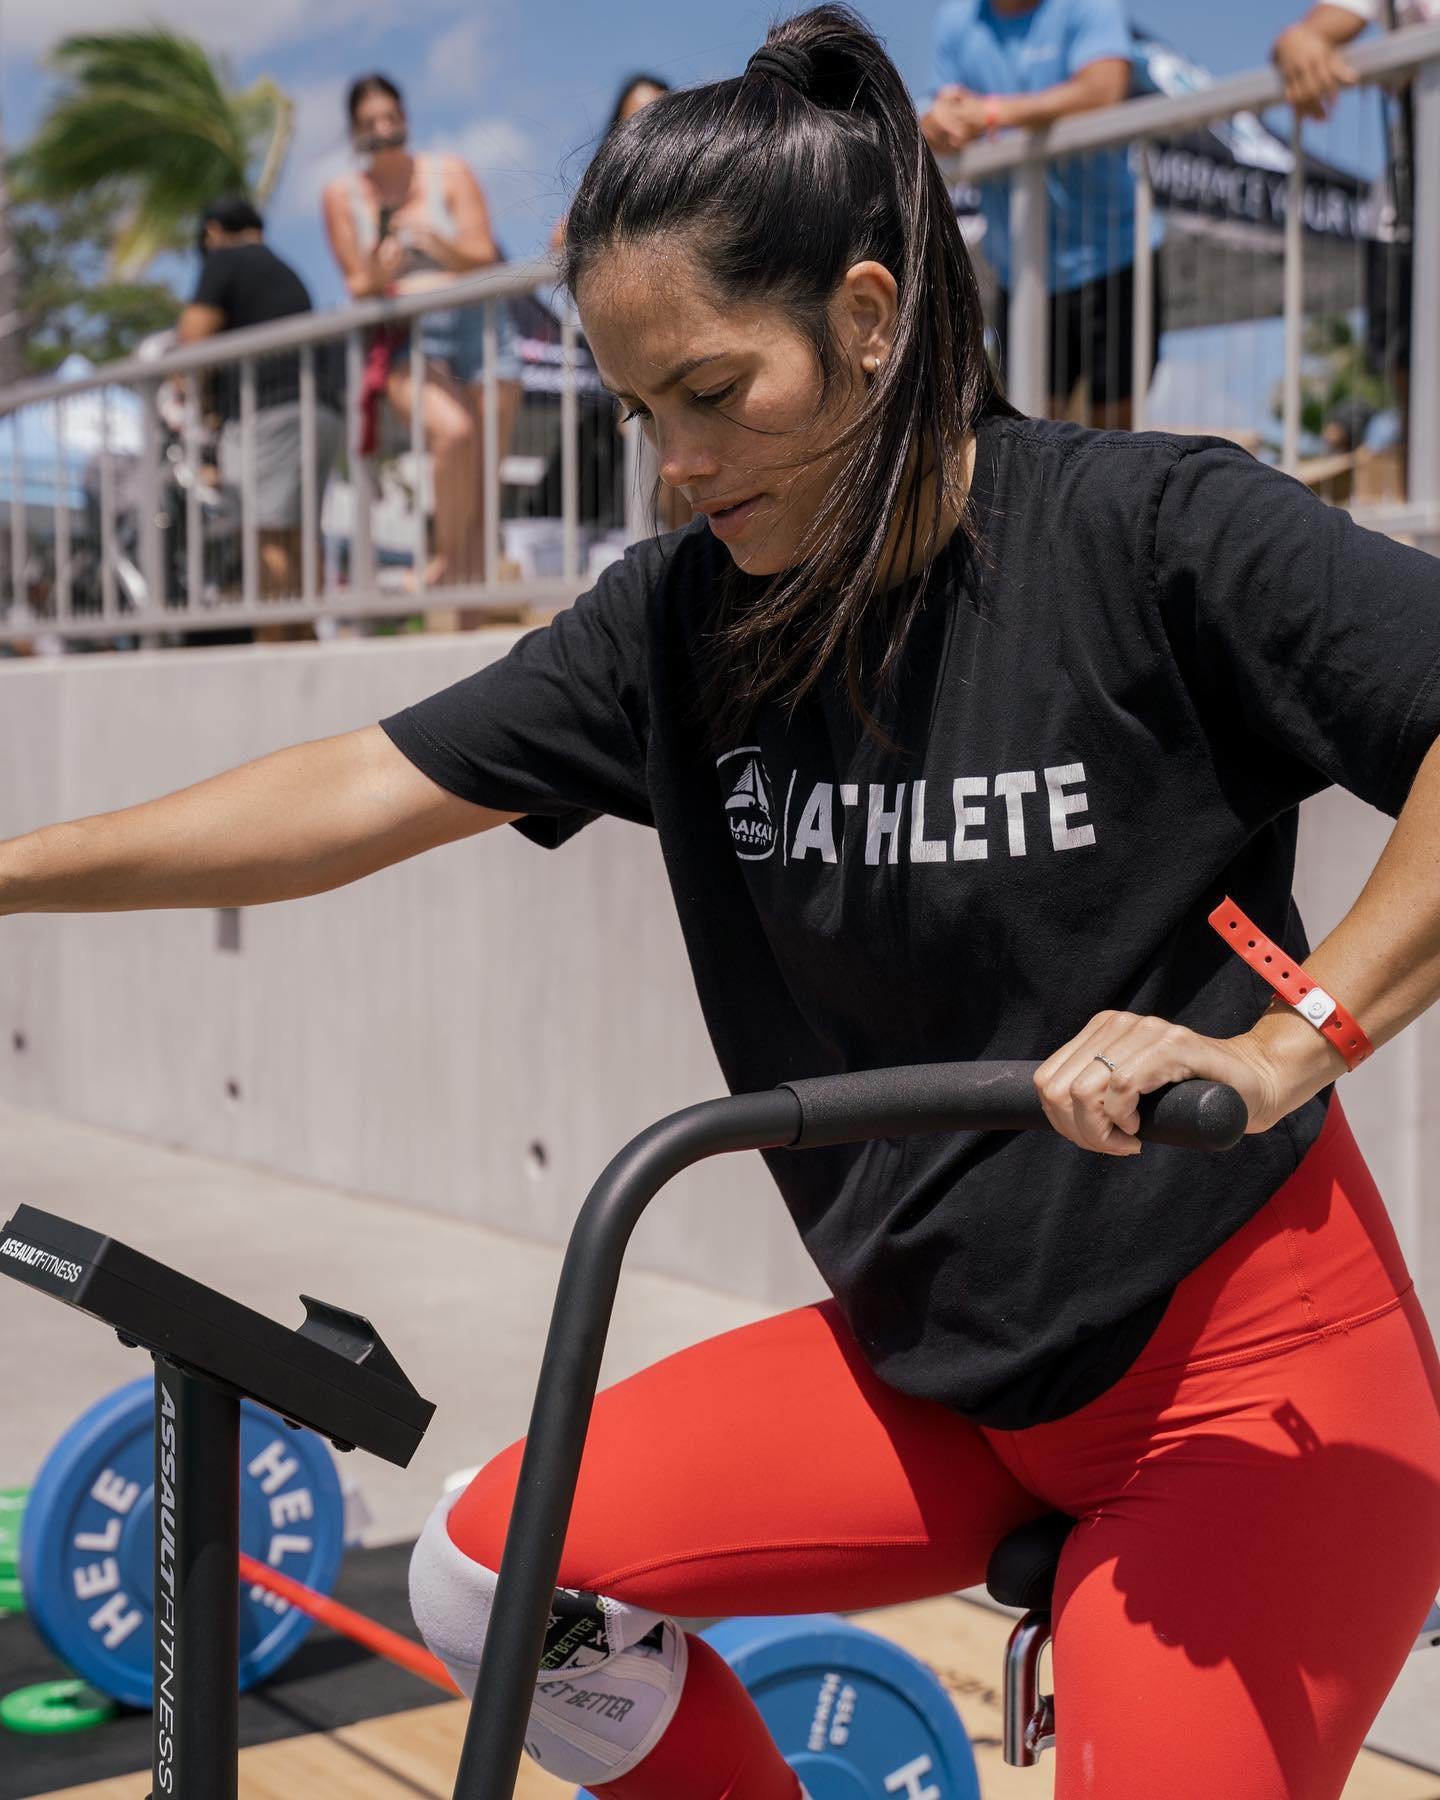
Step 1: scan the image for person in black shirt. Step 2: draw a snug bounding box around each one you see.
[3,9,1438,1796]
[180,197,344,605]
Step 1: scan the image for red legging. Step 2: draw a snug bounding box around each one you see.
[448,1102,1440,1799]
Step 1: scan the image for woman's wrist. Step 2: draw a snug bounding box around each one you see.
[1239,1003,1348,1116]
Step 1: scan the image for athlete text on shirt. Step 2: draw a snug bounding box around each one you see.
[776,763,1096,865]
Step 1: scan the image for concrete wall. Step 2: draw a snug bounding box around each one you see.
[0,637,1436,1334]
[0,635,823,1310]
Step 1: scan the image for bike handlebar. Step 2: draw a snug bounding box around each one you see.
[452,1060,1247,1798]
[781,1062,1248,1153]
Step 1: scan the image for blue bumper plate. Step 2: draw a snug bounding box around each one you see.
[19,1376,345,1707]
[581,1612,979,1800]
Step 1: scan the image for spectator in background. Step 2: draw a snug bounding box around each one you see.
[551,74,671,253]
[1273,1,1436,488]
[179,196,345,615]
[921,0,1162,430]
[553,73,689,532]
[606,73,671,134]
[323,74,522,590]
[1272,1,1439,118]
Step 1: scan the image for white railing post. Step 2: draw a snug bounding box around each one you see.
[1008,160,1050,418]
[561,316,580,581]
[8,414,26,626]
[1131,146,1154,433]
[240,359,259,609]
[299,345,319,604]
[345,330,376,600]
[409,320,428,595]
[483,303,501,588]
[98,393,118,622]
[1409,57,1440,531]
[624,421,647,543]
[1281,114,1305,475]
[137,378,164,615]
[183,376,203,614]
[53,400,72,622]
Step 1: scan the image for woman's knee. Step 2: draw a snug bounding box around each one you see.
[408,1492,688,1785]
[446,1438,523,1568]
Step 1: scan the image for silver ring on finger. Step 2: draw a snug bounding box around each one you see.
[1092,1053,1119,1075]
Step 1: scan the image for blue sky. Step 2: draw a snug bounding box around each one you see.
[0,0,1390,311]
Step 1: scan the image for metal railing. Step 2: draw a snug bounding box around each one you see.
[2,25,1437,650]
[0,260,636,646]
[943,19,1440,544]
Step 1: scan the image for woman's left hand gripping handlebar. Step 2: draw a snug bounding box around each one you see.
[1033,1007,1340,1157]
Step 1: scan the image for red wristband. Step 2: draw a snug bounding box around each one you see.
[1208,897,1374,1072]
[983,95,1003,138]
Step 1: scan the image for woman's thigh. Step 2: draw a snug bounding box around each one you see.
[446,1299,1046,1616]
[1040,1295,1440,1800]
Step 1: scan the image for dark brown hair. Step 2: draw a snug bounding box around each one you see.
[347,73,404,125]
[605,73,671,139]
[563,6,1014,736]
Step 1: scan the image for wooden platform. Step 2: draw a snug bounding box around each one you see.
[30,1595,1440,1799]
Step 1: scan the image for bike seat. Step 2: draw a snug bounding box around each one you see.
[986,1514,1076,1612]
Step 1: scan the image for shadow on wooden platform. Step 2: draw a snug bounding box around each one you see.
[28,1594,1440,1800]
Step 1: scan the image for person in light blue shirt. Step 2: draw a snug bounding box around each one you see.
[921,0,1163,427]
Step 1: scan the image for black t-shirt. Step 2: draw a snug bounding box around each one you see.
[191,243,339,419]
[379,416,1440,1428]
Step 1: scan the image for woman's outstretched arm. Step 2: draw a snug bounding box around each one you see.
[0,725,518,916]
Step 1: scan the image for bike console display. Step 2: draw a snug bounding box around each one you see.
[0,1204,433,1467]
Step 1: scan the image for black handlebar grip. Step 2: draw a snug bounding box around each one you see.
[780,1061,1247,1152]
[1135,1077,1249,1150]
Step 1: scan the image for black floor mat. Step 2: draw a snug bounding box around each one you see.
[0,1540,449,1799]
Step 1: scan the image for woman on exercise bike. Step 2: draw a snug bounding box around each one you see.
[2,8,1438,1796]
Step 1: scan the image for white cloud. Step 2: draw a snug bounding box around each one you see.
[449,119,563,246]
[451,117,535,179]
[419,16,491,103]
[265,77,354,223]
[7,0,468,59]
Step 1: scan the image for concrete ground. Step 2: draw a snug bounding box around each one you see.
[0,1100,776,1546]
[1,1100,1436,1774]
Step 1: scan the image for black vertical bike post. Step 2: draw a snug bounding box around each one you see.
[151,1361,241,1800]
[449,1088,803,1798]
[0,1205,435,1800]
[450,1062,1248,1800]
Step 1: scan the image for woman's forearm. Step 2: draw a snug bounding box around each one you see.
[1238,731,1440,1106]
[447,237,500,272]
[1277,733,1440,1052]
[995,64,1129,132]
[996,80,1094,131]
[1306,3,1372,48]
[0,726,511,917]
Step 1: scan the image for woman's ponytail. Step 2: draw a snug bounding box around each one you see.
[565,5,1014,738]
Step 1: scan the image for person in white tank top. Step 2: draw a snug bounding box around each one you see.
[322,73,522,593]
[1272,0,1440,118]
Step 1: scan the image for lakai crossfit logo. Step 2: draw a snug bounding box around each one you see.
[717,746,777,861]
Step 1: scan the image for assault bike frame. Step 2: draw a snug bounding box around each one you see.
[0,1059,1244,1799]
[449,1060,1245,1799]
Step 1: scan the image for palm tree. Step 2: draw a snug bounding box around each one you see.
[16,30,293,279]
